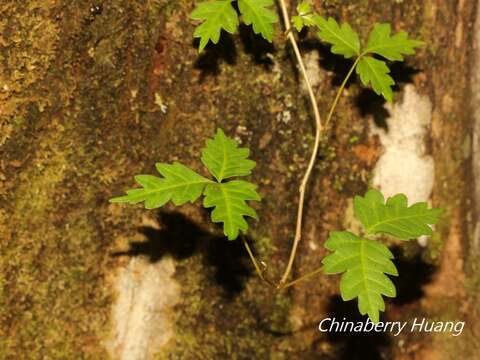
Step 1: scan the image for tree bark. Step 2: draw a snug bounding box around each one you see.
[0,0,478,359]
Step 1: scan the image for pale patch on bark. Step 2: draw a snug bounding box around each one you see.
[301,51,323,92]
[106,256,180,360]
[371,85,434,245]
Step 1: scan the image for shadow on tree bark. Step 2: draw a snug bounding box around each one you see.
[111,211,254,298]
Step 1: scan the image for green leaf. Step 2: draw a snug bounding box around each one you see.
[356,56,394,101]
[297,0,311,14]
[316,17,360,58]
[323,231,398,322]
[203,180,261,240]
[110,129,262,241]
[201,128,256,182]
[364,23,424,61]
[354,189,443,240]
[237,0,278,42]
[292,16,304,33]
[291,1,318,32]
[110,162,212,209]
[190,0,239,52]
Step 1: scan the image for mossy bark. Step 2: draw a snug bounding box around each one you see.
[0,0,478,359]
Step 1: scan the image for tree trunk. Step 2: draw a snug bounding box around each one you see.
[1,0,479,359]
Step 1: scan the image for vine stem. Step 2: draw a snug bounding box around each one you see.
[245,3,362,289]
[275,58,359,287]
[325,57,360,127]
[277,0,324,286]
[242,236,276,287]
[279,266,323,289]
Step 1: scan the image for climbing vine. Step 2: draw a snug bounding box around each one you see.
[111,0,441,322]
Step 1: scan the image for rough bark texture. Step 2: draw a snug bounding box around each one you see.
[0,0,478,359]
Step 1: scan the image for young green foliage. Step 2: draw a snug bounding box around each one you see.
[364,23,425,61]
[237,0,278,42]
[323,231,397,323]
[291,1,319,32]
[190,0,239,52]
[204,180,260,240]
[111,163,212,209]
[110,129,260,240]
[290,4,424,101]
[354,189,443,240]
[201,128,256,181]
[185,5,433,319]
[323,189,441,322]
[190,0,277,51]
[356,56,395,102]
[316,16,361,59]
[190,1,423,100]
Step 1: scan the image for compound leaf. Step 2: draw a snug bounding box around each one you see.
[201,128,256,182]
[323,231,398,323]
[203,180,261,240]
[191,0,239,52]
[238,0,278,42]
[292,1,318,32]
[354,189,443,240]
[364,23,424,61]
[111,129,261,241]
[316,17,360,58]
[356,56,394,101]
[110,162,212,209]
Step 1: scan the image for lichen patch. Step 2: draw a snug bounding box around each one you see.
[107,256,180,360]
[371,86,434,201]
